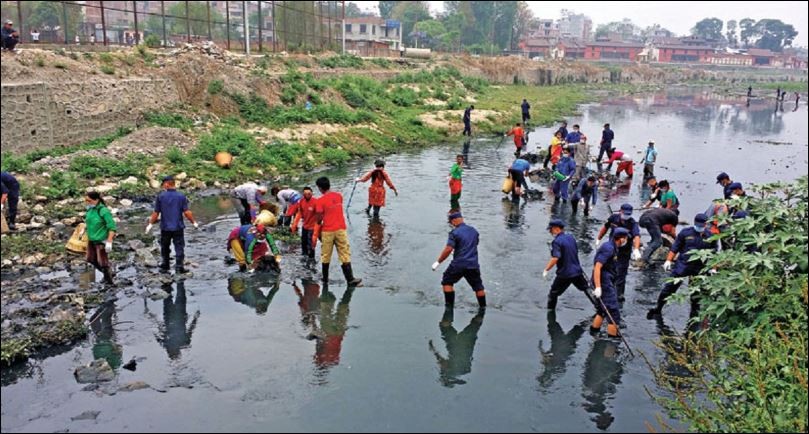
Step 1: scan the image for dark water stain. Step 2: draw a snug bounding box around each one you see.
[1,89,806,432]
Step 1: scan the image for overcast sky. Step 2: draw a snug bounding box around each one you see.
[353,1,808,47]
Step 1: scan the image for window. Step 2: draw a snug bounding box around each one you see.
[360,24,367,34]
[345,24,352,33]
[372,25,376,35]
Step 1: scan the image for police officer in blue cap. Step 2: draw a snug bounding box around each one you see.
[542,219,597,310]
[432,211,487,308]
[591,227,630,337]
[594,203,641,302]
[647,213,718,319]
[716,172,733,200]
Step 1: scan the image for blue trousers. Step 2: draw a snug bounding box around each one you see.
[160,230,185,270]
[596,273,621,324]
[614,251,631,299]
[553,180,571,200]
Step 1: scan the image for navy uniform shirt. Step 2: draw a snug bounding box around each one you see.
[1,171,20,196]
[154,189,189,232]
[723,183,734,200]
[670,226,715,275]
[551,232,583,278]
[594,240,619,279]
[447,223,480,269]
[604,214,640,253]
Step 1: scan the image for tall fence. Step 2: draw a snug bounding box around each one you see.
[0,1,345,53]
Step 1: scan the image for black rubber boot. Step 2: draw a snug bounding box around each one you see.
[646,308,661,320]
[102,267,114,285]
[547,295,558,310]
[322,263,330,286]
[239,264,247,272]
[476,294,487,308]
[341,263,362,287]
[444,291,455,307]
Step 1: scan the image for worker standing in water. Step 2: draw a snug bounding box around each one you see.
[356,160,398,218]
[432,211,487,309]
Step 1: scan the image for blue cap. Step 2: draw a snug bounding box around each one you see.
[547,219,565,229]
[161,175,174,182]
[716,172,729,183]
[448,211,463,220]
[620,203,633,216]
[694,213,708,224]
[732,210,749,219]
[728,182,743,191]
[612,227,630,238]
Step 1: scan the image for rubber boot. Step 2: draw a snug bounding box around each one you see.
[476,294,487,308]
[365,205,371,215]
[607,323,619,337]
[646,307,661,320]
[341,263,362,287]
[239,264,247,272]
[102,267,114,285]
[322,263,330,286]
[547,295,558,310]
[591,314,604,331]
[444,291,455,307]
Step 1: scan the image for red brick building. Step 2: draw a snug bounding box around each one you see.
[584,41,644,61]
[656,44,714,62]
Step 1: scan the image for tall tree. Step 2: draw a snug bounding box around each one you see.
[379,1,398,19]
[726,19,738,48]
[26,1,83,35]
[595,19,640,41]
[691,17,724,41]
[511,1,537,50]
[739,18,756,47]
[753,19,797,52]
[390,1,432,47]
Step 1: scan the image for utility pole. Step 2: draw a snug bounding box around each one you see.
[243,0,249,54]
[341,0,346,54]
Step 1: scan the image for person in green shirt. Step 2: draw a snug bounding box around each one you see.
[84,191,117,284]
[658,180,680,214]
[449,154,463,210]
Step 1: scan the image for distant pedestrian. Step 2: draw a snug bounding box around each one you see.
[30,28,40,43]
[521,99,531,124]
[462,105,474,136]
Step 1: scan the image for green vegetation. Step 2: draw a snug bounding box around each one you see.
[317,54,364,69]
[143,111,195,131]
[757,81,808,92]
[34,56,45,67]
[143,34,161,48]
[100,65,116,75]
[651,177,808,433]
[69,154,153,180]
[207,79,224,95]
[41,171,83,200]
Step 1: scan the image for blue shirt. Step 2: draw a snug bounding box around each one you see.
[521,101,530,113]
[556,156,576,177]
[594,240,619,278]
[551,232,583,278]
[1,171,19,196]
[723,183,733,200]
[601,129,614,147]
[447,223,480,269]
[565,131,582,144]
[670,226,715,275]
[605,214,640,253]
[573,180,598,204]
[511,159,531,172]
[644,147,657,164]
[154,189,189,231]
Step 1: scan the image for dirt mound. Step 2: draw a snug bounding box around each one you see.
[34,127,194,171]
[419,109,500,130]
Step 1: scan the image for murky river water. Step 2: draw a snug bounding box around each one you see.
[2,88,806,432]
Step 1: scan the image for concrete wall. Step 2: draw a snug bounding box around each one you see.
[1,78,178,155]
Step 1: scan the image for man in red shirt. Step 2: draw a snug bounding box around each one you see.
[292,186,318,261]
[314,177,362,287]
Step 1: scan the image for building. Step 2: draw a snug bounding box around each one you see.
[656,43,714,63]
[558,13,592,41]
[703,52,753,66]
[746,48,777,66]
[534,19,559,38]
[343,17,401,50]
[520,38,555,59]
[584,41,644,61]
[558,38,586,59]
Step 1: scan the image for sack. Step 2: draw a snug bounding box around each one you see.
[65,223,89,254]
[501,176,514,194]
[215,152,233,168]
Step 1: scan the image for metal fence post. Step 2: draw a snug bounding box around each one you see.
[61,1,68,44]
[271,1,276,52]
[133,0,139,44]
[160,0,167,47]
[226,0,231,50]
[100,1,108,46]
[257,1,262,52]
[185,0,191,42]
[206,1,211,41]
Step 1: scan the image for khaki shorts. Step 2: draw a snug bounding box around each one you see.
[320,229,351,264]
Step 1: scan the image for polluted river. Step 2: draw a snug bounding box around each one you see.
[2,88,807,432]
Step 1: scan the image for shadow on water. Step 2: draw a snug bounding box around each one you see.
[428,307,485,388]
[145,281,200,361]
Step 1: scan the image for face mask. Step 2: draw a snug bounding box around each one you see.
[86,204,96,210]
[730,194,740,200]
[694,225,706,232]
[563,154,570,159]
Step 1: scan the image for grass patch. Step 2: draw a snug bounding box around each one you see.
[143,111,194,131]
[207,79,224,95]
[69,154,153,180]
[100,65,115,75]
[317,54,364,69]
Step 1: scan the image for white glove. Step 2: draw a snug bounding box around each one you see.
[248,267,255,274]
[193,221,199,230]
[708,268,717,275]
[104,241,112,253]
[663,260,672,272]
[632,248,642,261]
[431,261,440,271]
[593,286,602,298]
[564,176,571,182]
[145,223,153,234]
[594,238,602,249]
[542,270,549,280]
[355,178,362,182]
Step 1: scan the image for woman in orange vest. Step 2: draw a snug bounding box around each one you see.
[506,122,526,156]
[356,160,398,218]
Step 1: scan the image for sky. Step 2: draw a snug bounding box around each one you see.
[353,1,809,47]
